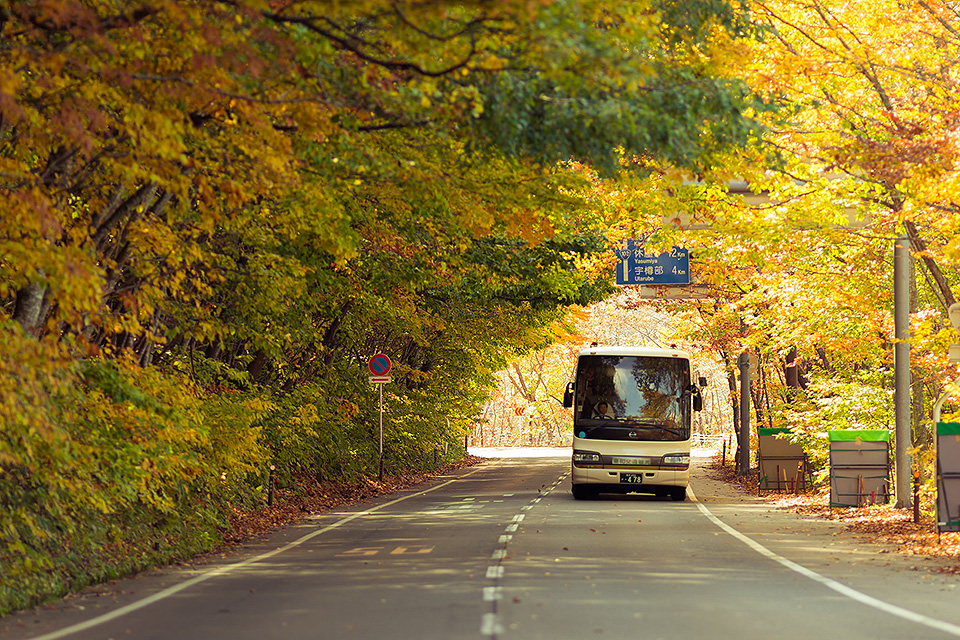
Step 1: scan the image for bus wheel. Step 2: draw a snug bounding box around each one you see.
[572,484,596,500]
[670,487,687,501]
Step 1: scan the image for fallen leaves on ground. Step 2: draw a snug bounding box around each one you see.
[709,456,960,572]
[766,492,960,571]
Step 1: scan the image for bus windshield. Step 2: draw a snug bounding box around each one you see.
[574,355,691,442]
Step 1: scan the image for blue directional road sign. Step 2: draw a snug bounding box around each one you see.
[615,239,690,286]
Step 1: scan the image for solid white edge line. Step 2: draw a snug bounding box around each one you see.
[28,468,484,640]
[688,486,960,638]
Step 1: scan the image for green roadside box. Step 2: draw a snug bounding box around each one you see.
[828,429,890,508]
[757,427,807,493]
[937,422,960,533]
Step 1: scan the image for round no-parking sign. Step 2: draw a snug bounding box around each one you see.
[368,354,392,375]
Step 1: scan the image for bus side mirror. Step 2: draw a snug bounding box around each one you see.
[693,391,703,412]
[699,376,708,387]
[563,382,574,408]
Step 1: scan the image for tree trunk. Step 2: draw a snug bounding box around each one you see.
[13,280,47,336]
[905,219,956,308]
[320,303,352,367]
[508,363,536,402]
[248,349,269,383]
[784,346,799,389]
[137,312,160,368]
[205,341,222,360]
[719,350,740,434]
[815,346,831,371]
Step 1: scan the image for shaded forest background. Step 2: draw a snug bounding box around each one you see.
[4,0,960,615]
[477,293,729,448]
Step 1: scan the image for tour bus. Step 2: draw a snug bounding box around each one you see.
[563,346,704,501]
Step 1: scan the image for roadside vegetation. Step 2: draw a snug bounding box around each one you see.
[0,0,765,615]
[3,0,960,617]
[485,0,960,527]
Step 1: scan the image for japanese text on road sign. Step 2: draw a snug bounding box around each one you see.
[615,239,689,286]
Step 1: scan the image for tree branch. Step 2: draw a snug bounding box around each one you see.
[903,219,956,308]
[261,11,479,78]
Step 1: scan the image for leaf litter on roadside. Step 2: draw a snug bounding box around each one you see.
[709,455,960,573]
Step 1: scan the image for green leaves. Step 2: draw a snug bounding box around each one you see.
[0,0,775,613]
[467,0,770,174]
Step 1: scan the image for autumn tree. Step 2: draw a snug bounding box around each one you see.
[0,0,773,613]
[606,0,960,505]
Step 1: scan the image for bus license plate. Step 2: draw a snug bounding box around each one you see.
[620,473,643,485]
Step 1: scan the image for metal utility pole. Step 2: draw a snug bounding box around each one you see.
[894,235,912,508]
[737,352,751,476]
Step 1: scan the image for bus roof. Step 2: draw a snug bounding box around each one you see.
[576,345,692,360]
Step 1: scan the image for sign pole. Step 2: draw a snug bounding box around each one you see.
[368,354,392,483]
[378,381,384,481]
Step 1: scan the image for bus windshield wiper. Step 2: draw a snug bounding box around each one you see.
[624,418,684,435]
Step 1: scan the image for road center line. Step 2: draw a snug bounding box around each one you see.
[481,613,504,636]
[28,468,484,640]
[481,469,566,638]
[689,487,960,638]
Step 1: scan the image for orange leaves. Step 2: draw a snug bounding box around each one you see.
[506,207,556,245]
[750,0,960,198]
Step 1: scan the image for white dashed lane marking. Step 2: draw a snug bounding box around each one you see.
[480,475,567,638]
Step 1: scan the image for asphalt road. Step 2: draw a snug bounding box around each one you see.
[4,450,960,640]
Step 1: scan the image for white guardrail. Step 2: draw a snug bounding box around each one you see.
[691,433,732,449]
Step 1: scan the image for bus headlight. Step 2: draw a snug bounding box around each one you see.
[572,450,602,467]
[661,453,690,468]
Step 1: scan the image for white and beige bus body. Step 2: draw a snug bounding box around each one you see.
[563,346,704,501]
